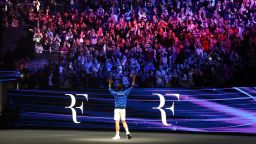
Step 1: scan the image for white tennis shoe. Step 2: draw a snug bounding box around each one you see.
[112,135,120,140]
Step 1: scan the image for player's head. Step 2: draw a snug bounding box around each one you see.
[117,84,123,91]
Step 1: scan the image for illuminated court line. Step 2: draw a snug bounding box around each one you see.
[14,88,234,93]
[129,97,252,102]
[201,121,256,129]
[233,87,256,101]
[0,79,17,82]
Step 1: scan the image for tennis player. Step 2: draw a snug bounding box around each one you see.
[108,74,136,140]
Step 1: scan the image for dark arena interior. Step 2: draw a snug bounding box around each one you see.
[0,0,256,144]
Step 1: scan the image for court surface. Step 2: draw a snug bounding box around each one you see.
[0,130,255,144]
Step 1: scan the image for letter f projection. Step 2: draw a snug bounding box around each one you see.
[65,94,88,124]
[152,93,180,126]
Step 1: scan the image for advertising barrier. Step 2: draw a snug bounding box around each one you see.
[7,87,256,134]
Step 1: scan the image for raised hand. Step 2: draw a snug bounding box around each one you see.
[108,78,113,87]
[132,74,136,80]
[132,74,136,86]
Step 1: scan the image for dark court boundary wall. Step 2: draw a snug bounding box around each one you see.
[4,87,256,135]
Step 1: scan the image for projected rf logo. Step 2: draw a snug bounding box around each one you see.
[152,93,180,126]
[65,94,88,124]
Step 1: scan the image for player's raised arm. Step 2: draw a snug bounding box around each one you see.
[131,74,136,87]
[108,78,113,88]
[108,78,117,95]
[124,74,136,95]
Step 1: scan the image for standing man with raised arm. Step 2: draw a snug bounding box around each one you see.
[108,74,136,140]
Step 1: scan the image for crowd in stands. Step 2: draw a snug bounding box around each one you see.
[1,0,256,88]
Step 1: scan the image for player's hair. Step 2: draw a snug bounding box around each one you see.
[117,84,123,91]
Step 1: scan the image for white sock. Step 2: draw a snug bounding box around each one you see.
[116,131,119,136]
[125,128,130,135]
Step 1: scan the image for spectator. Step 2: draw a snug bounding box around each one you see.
[2,0,256,88]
